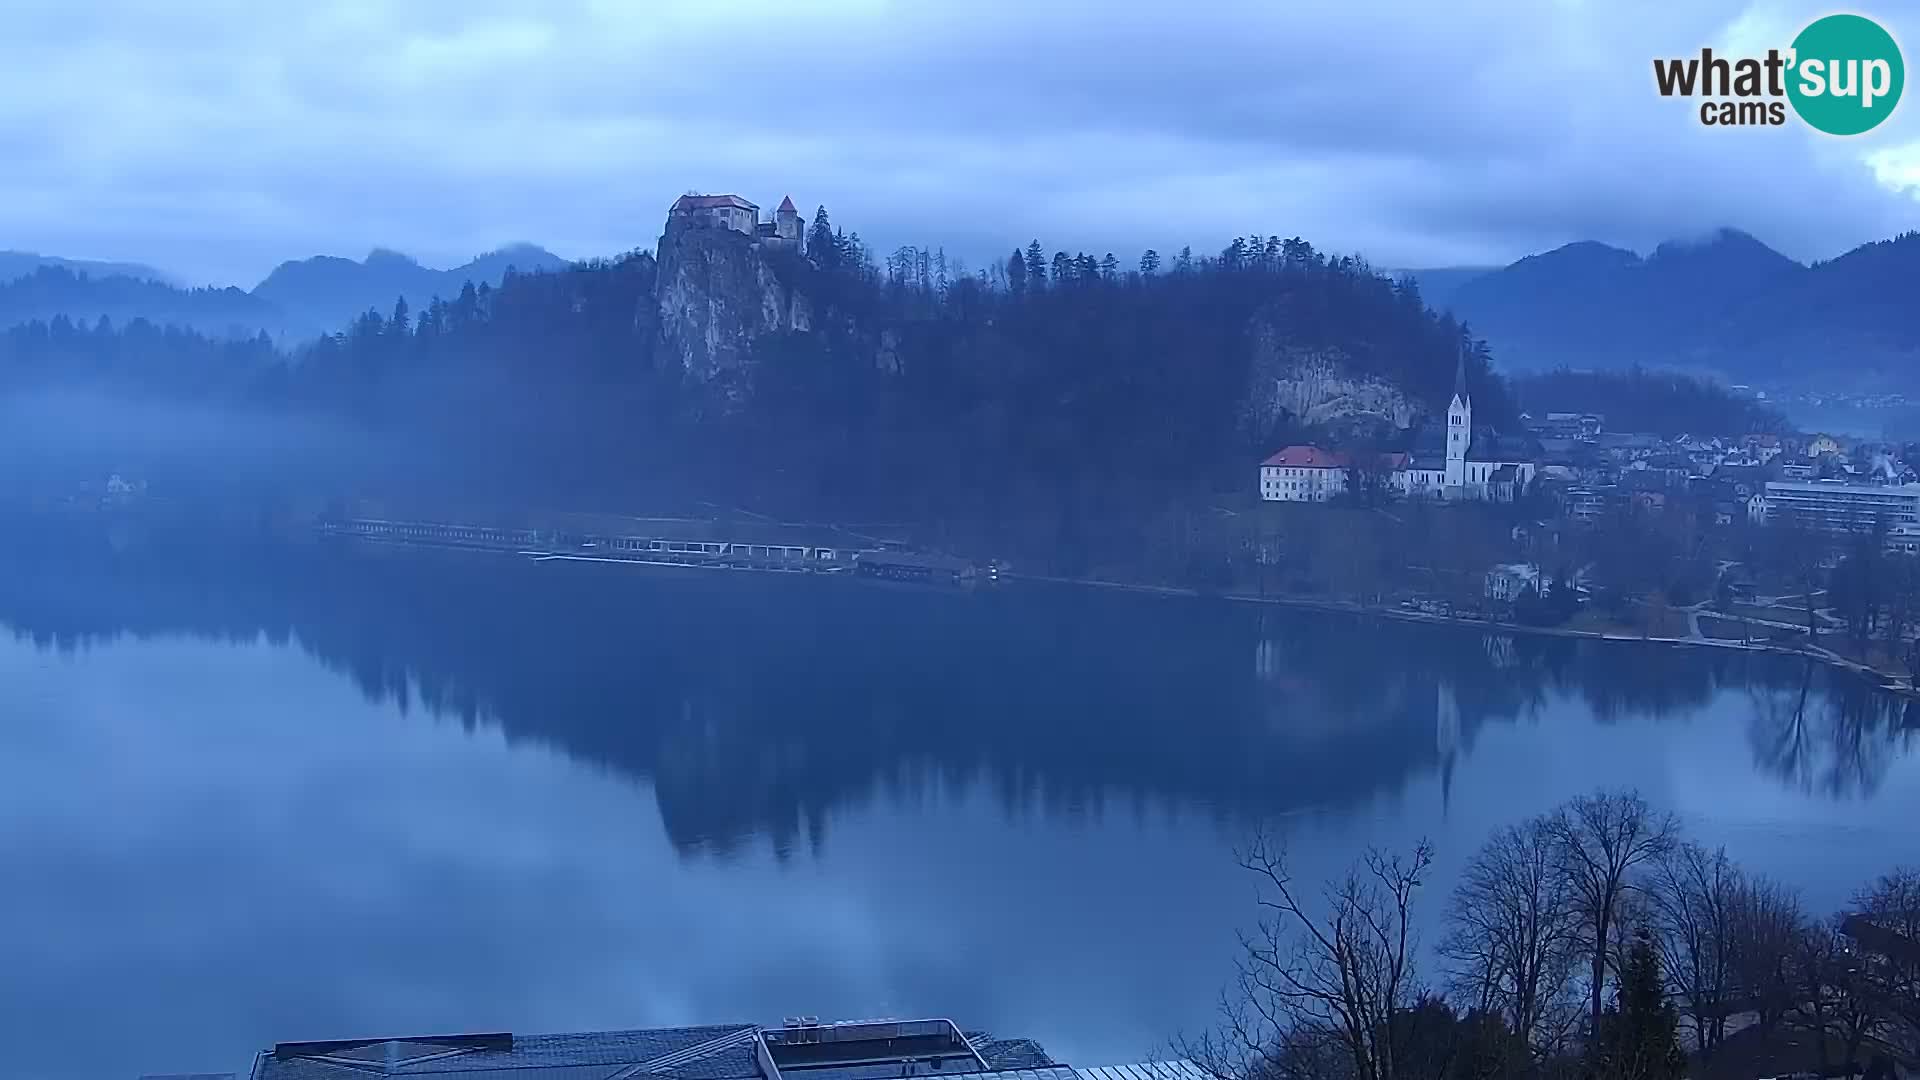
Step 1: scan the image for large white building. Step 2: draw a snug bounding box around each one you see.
[1260,446,1350,502]
[1763,479,1920,535]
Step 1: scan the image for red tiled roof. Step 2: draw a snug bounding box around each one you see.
[777,195,797,213]
[1261,446,1350,469]
[671,194,758,212]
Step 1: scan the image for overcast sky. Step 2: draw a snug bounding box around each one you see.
[3,0,1918,287]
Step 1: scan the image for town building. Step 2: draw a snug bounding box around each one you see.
[1762,479,1920,536]
[1485,562,1541,602]
[1397,353,1539,501]
[238,1018,1205,1080]
[1259,357,1540,505]
[667,193,806,254]
[1260,445,1350,502]
[669,193,760,235]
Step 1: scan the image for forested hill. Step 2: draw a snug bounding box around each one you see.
[0,217,1506,540]
[253,244,569,334]
[1432,228,1920,386]
[1511,368,1787,438]
[0,268,280,341]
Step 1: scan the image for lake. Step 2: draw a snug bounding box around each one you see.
[2,529,1917,1080]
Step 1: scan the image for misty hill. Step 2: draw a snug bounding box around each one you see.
[1436,228,1920,386]
[1390,265,1496,310]
[0,250,174,286]
[0,244,569,341]
[0,267,280,340]
[0,221,1500,560]
[253,243,568,332]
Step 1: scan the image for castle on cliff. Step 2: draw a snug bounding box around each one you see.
[666,192,804,252]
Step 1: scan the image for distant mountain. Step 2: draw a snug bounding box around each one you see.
[1437,228,1920,387]
[254,244,568,332]
[1391,266,1498,311]
[0,244,569,342]
[0,251,174,286]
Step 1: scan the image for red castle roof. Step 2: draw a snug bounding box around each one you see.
[777,195,797,213]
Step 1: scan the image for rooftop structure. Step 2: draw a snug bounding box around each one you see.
[1260,446,1349,469]
[668,193,804,251]
[1763,479,1920,535]
[242,1019,1182,1080]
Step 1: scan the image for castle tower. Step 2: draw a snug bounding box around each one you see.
[775,195,802,244]
[1445,346,1471,492]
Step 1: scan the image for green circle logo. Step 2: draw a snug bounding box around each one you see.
[1787,14,1904,135]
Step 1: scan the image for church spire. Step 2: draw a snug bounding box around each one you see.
[1452,343,1469,404]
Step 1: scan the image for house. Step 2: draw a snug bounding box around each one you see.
[1485,562,1541,602]
[1562,486,1611,524]
[1806,433,1844,458]
[1525,412,1604,440]
[1261,445,1350,502]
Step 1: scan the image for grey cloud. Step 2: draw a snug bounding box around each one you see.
[0,0,1915,285]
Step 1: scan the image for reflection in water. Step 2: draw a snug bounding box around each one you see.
[1746,665,1920,798]
[0,523,1914,855]
[3,521,1919,1080]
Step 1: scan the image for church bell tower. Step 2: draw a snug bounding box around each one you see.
[1445,347,1471,492]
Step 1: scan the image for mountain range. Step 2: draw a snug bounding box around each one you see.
[1406,227,1920,388]
[7,226,1920,390]
[0,243,568,341]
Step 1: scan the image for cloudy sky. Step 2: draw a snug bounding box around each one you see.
[3,0,1918,286]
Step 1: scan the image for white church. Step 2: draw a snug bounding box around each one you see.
[1261,352,1539,504]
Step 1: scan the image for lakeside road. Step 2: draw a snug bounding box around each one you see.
[1003,572,1919,696]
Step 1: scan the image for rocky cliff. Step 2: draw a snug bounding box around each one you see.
[1244,327,1421,442]
[654,224,811,383]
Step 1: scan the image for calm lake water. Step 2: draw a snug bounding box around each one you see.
[3,531,1918,1080]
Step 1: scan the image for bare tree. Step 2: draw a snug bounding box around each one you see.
[1182,831,1435,1080]
[1439,818,1582,1057]
[1789,916,1891,1069]
[1645,842,1742,1056]
[1543,790,1680,1037]
[1727,875,1806,1044]
[1850,867,1920,1057]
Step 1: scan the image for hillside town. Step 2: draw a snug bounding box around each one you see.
[1250,358,1920,675]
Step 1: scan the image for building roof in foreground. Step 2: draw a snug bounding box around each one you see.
[251,1024,1062,1080]
[253,1026,764,1080]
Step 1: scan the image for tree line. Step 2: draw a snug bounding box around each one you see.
[1511,369,1788,440]
[1183,790,1918,1080]
[0,207,1516,565]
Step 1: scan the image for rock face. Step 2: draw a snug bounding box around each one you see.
[654,224,810,382]
[1245,331,1420,441]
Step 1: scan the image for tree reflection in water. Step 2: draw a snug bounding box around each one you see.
[1746,659,1919,798]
